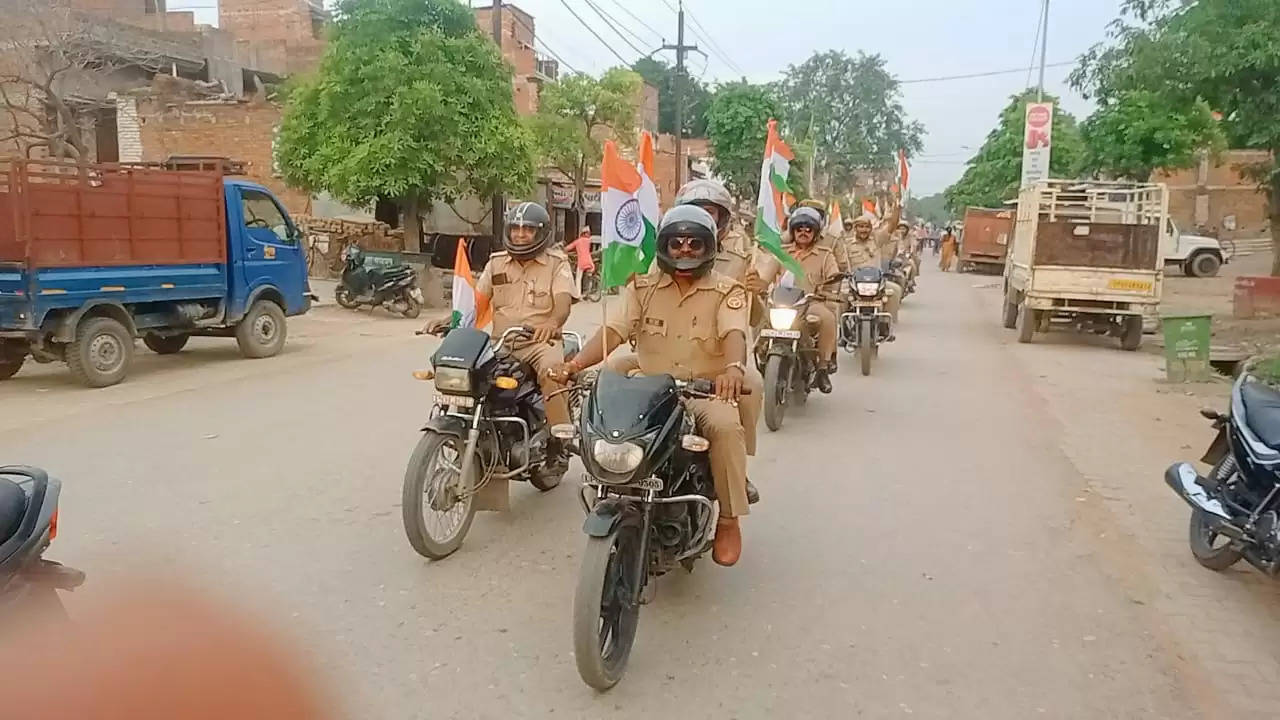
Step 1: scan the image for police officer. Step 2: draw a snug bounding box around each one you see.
[793,199,850,273]
[434,201,576,482]
[752,207,841,393]
[549,205,752,566]
[611,179,764,505]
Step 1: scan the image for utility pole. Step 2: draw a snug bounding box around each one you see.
[1037,0,1050,101]
[662,1,700,188]
[490,0,505,246]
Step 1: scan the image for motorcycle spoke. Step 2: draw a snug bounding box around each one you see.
[420,441,470,542]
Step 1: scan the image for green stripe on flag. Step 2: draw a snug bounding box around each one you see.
[769,167,793,195]
[602,243,646,289]
[754,215,805,280]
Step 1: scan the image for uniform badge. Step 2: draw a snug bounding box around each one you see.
[726,292,745,310]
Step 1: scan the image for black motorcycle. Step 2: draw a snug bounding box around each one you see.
[755,276,844,431]
[1,466,85,621]
[1165,374,1280,575]
[841,267,893,376]
[401,326,581,560]
[565,370,740,689]
[336,244,424,319]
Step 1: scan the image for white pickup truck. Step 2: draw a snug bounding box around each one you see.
[1003,180,1167,351]
[1164,218,1232,278]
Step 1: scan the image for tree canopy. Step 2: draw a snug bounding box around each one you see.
[527,68,643,201]
[1078,90,1224,182]
[1071,0,1280,272]
[775,50,924,195]
[908,192,953,228]
[631,57,710,138]
[704,81,784,203]
[275,0,534,211]
[944,90,1084,213]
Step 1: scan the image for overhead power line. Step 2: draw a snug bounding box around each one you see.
[557,0,632,66]
[656,0,743,76]
[899,60,1076,84]
[1025,0,1046,89]
[580,0,648,58]
[680,2,744,75]
[605,0,665,44]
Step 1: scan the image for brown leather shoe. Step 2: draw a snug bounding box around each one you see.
[712,517,742,567]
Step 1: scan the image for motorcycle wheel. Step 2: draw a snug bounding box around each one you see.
[401,431,477,560]
[401,294,423,319]
[763,354,787,431]
[1188,507,1243,571]
[583,274,603,303]
[573,517,643,691]
[859,320,874,376]
[335,286,360,309]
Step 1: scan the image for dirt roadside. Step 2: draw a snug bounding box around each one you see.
[1157,251,1280,357]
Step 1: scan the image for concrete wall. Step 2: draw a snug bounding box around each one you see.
[1155,150,1274,240]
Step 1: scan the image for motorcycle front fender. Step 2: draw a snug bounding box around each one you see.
[421,413,470,437]
[582,496,632,538]
[1201,425,1230,465]
[765,340,797,359]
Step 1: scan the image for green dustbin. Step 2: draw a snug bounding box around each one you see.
[1161,314,1212,382]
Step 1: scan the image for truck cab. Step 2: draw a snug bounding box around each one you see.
[1163,218,1231,278]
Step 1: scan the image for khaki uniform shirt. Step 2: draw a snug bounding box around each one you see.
[756,242,840,294]
[606,271,749,381]
[477,247,575,335]
[846,236,881,270]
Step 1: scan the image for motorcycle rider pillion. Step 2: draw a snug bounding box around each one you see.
[752,206,841,393]
[550,204,753,566]
[437,201,575,479]
[611,179,764,493]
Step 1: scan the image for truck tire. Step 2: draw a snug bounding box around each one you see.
[1188,251,1222,278]
[66,316,134,388]
[0,341,26,380]
[236,300,287,359]
[1119,316,1143,351]
[1016,304,1037,344]
[143,334,190,354]
[1001,291,1019,329]
[0,357,23,381]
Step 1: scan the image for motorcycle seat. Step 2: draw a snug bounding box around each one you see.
[0,478,26,545]
[1241,380,1280,449]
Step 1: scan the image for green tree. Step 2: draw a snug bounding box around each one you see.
[775,50,924,195]
[631,57,711,137]
[704,81,784,202]
[909,192,953,227]
[527,68,643,210]
[944,90,1085,213]
[1079,91,1224,181]
[1071,0,1280,274]
[276,0,533,247]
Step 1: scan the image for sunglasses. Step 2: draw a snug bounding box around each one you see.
[666,236,706,252]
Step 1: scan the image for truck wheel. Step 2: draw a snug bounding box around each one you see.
[0,341,26,380]
[236,300,287,359]
[1188,252,1222,278]
[1001,291,1019,329]
[66,316,134,388]
[143,334,190,355]
[0,357,23,381]
[1016,304,1037,344]
[1119,316,1144,351]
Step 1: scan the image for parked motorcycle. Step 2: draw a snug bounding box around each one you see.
[841,267,894,376]
[564,370,746,690]
[336,244,424,318]
[1165,374,1280,575]
[1,466,85,621]
[401,326,581,560]
[755,276,844,431]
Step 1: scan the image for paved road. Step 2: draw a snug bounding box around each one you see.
[1,264,1259,718]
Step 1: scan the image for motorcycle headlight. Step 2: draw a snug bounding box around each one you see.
[592,439,644,474]
[856,282,881,297]
[769,308,798,329]
[434,367,472,394]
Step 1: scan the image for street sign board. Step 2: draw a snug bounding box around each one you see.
[1020,102,1054,188]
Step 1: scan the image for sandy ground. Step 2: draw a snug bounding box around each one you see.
[2,264,1279,717]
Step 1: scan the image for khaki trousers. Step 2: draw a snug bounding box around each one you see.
[808,302,838,363]
[510,341,569,426]
[686,396,750,518]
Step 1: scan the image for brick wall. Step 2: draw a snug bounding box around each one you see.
[1155,150,1274,239]
[134,96,310,215]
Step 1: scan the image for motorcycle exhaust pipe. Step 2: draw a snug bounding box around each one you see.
[1164,462,1232,521]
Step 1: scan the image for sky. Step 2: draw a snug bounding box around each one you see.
[175,0,1125,197]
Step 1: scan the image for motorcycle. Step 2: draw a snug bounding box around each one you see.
[563,370,746,690]
[335,244,424,319]
[401,326,582,560]
[1,466,85,621]
[1165,374,1280,575]
[841,267,894,377]
[754,275,844,432]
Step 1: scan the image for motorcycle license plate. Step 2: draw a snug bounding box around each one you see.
[635,477,664,491]
[410,288,425,302]
[760,329,801,339]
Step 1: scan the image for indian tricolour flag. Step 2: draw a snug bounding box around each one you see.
[600,139,657,288]
[827,199,844,235]
[450,238,491,329]
[754,119,804,278]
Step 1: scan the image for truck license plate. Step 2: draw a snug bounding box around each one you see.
[759,329,801,339]
[1107,278,1153,292]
